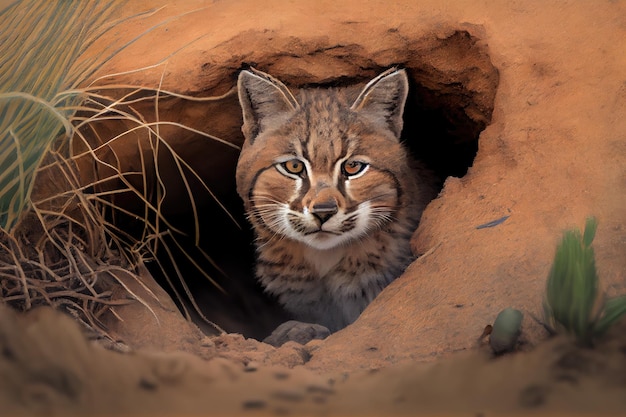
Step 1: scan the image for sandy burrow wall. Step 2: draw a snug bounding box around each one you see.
[78,1,626,373]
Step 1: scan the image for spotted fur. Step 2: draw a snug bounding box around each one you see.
[236,68,435,332]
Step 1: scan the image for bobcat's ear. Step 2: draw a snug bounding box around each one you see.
[351,68,409,139]
[237,68,299,144]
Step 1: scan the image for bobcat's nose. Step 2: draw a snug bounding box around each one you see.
[311,200,338,224]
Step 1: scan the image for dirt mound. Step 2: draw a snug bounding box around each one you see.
[4,305,626,415]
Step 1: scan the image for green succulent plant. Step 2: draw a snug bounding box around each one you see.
[544,217,626,344]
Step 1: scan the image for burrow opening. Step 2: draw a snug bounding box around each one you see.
[100,29,498,341]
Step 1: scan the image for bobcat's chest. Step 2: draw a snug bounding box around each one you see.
[255,225,413,331]
[302,246,344,277]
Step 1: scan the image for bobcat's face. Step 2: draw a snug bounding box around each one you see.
[236,68,413,251]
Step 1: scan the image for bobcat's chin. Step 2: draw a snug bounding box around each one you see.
[299,231,352,251]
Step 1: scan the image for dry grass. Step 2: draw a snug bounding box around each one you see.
[0,0,237,340]
[66,82,240,331]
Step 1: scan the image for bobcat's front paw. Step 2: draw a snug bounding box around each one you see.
[263,320,330,347]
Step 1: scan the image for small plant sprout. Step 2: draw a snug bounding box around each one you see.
[544,217,626,345]
[490,307,523,354]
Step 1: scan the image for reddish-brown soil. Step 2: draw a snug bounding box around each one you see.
[3,0,626,415]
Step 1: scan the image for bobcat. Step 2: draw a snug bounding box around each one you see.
[236,67,435,343]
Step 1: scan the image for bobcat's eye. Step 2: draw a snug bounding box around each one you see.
[281,159,305,175]
[342,160,368,177]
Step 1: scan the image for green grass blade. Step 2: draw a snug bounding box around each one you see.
[0,0,121,231]
[545,222,598,342]
[595,295,626,336]
[583,217,598,248]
